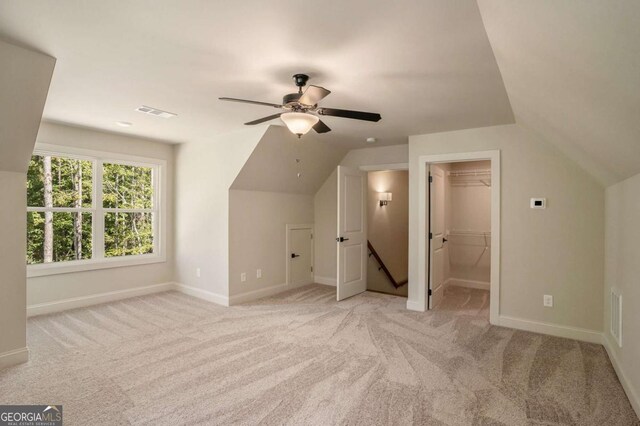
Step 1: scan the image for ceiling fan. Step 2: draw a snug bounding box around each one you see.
[219,74,382,138]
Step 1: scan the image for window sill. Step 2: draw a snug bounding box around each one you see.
[27,254,166,278]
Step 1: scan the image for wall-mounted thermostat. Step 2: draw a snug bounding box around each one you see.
[530,198,546,209]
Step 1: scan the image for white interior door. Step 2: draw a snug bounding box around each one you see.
[288,226,313,287]
[429,165,445,309]
[336,166,367,301]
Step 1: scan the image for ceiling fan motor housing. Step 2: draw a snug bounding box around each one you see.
[292,73,309,88]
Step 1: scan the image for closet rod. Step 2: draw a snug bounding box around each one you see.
[447,169,491,177]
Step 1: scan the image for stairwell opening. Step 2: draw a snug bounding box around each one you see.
[366,170,409,297]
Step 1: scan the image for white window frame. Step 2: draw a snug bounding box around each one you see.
[27,143,167,277]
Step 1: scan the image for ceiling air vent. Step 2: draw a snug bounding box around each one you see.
[135,105,177,118]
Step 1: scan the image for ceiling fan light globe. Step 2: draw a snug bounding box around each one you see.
[281,112,319,137]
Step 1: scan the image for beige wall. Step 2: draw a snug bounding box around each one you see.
[229,190,313,297]
[604,172,640,414]
[409,124,604,332]
[340,145,409,168]
[0,40,54,366]
[174,127,267,301]
[27,122,176,306]
[0,172,29,355]
[367,170,408,296]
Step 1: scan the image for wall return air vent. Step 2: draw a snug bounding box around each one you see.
[135,105,177,118]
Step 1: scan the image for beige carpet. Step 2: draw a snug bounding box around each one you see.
[0,284,637,425]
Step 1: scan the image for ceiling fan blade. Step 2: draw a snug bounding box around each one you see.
[298,85,331,106]
[219,97,282,108]
[244,113,282,125]
[317,107,381,122]
[313,119,331,134]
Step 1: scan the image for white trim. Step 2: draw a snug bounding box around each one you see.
[35,143,166,165]
[359,162,409,171]
[285,223,314,287]
[27,282,176,317]
[0,347,29,370]
[417,150,500,325]
[173,283,229,307]
[496,315,602,344]
[447,278,490,291]
[406,299,424,311]
[314,275,336,286]
[27,254,167,277]
[27,144,167,277]
[229,282,308,305]
[602,334,640,419]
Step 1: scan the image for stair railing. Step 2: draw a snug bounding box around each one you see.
[367,240,408,289]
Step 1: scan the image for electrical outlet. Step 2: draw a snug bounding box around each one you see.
[240,273,247,282]
[543,295,553,307]
[256,269,262,279]
[196,268,201,278]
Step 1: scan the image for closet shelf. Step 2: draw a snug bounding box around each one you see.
[448,169,491,187]
[448,230,491,237]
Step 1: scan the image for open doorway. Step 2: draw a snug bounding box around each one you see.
[430,161,491,313]
[416,150,500,323]
[366,170,408,297]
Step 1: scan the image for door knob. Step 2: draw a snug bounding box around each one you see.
[291,253,300,258]
[336,237,350,242]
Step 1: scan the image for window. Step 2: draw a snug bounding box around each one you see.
[27,146,165,276]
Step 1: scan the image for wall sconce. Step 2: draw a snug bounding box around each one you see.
[379,192,392,206]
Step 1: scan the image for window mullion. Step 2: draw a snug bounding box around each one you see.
[94,160,105,260]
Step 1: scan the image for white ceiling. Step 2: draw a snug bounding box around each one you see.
[478,0,640,185]
[0,0,514,149]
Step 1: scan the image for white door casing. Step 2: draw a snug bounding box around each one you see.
[413,150,500,326]
[336,166,367,301]
[286,224,314,287]
[428,165,445,309]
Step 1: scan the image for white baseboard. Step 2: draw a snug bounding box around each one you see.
[174,283,229,307]
[496,315,602,344]
[602,334,640,419]
[314,275,336,286]
[406,299,424,312]
[0,347,29,369]
[447,278,490,291]
[27,282,176,317]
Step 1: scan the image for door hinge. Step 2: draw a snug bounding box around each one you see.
[429,232,433,239]
[429,175,433,183]
[428,288,432,296]
[310,233,313,240]
[310,266,313,273]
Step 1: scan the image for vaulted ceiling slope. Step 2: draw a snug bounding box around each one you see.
[0,1,513,149]
[478,0,640,186]
[0,41,55,172]
[231,125,347,195]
